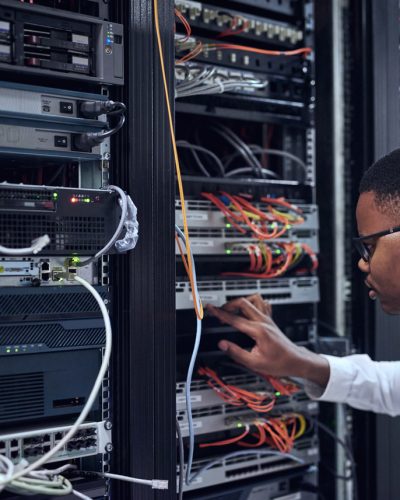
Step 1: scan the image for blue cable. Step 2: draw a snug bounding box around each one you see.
[175,225,202,485]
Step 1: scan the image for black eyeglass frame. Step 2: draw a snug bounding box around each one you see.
[353,225,400,262]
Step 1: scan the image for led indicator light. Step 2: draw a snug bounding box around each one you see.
[84,197,91,203]
[275,391,281,397]
[226,223,232,228]
[6,348,11,353]
[275,249,281,255]
[71,197,78,204]
[53,192,58,199]
[236,422,243,428]
[286,224,292,229]
[226,249,232,255]
[15,348,19,353]
[71,256,80,264]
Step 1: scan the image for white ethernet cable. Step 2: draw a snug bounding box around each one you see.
[0,275,112,490]
[0,234,50,256]
[175,225,203,486]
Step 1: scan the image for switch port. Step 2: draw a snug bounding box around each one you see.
[60,101,74,114]
[54,135,68,148]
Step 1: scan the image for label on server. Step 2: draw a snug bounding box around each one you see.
[190,240,214,247]
[72,34,89,46]
[177,395,202,404]
[178,212,208,222]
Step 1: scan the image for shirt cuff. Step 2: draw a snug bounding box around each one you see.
[304,354,354,403]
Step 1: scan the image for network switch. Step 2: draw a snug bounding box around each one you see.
[214,0,301,17]
[175,35,310,76]
[0,1,123,84]
[175,1,304,47]
[177,392,318,438]
[180,438,319,492]
[176,277,319,309]
[0,82,109,127]
[0,421,110,464]
[185,467,318,499]
[176,200,319,231]
[0,183,122,256]
[176,61,308,107]
[177,373,317,413]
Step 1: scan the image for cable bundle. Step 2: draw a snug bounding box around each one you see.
[198,366,276,412]
[200,413,307,452]
[202,192,304,241]
[223,241,318,279]
[175,62,268,99]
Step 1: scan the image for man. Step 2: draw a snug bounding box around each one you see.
[207,149,400,416]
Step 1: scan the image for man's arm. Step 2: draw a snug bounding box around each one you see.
[207,296,400,417]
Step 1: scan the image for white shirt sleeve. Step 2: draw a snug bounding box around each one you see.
[304,354,400,417]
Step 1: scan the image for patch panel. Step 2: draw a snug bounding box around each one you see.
[176,199,319,231]
[175,1,304,47]
[175,35,310,76]
[209,0,301,18]
[0,421,110,464]
[177,397,318,439]
[176,62,308,107]
[176,276,320,309]
[0,1,123,84]
[179,438,319,492]
[175,229,318,256]
[0,256,97,287]
[177,373,315,412]
[0,81,109,128]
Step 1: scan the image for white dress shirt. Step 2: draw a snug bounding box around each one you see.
[305,354,400,417]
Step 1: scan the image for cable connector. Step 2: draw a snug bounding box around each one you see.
[79,100,126,118]
[151,479,169,490]
[31,234,51,254]
[73,114,126,152]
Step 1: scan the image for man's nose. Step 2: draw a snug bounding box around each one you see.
[358,257,370,273]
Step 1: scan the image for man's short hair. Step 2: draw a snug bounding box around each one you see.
[360,148,400,217]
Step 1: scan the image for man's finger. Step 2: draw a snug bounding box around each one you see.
[218,340,254,368]
[246,294,272,316]
[221,297,265,322]
[207,304,262,340]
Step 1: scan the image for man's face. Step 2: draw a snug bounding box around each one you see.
[356,191,400,314]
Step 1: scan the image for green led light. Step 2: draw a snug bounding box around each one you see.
[84,198,91,203]
[53,192,58,199]
[236,422,243,428]
[226,249,232,255]
[226,223,232,228]
[71,257,80,264]
[271,222,277,229]
[275,249,281,255]
[15,348,19,353]
[275,391,281,397]
[286,224,292,230]
[6,348,11,353]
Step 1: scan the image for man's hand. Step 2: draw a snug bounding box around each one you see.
[206,295,330,388]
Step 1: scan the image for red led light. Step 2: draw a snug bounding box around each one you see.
[71,197,78,204]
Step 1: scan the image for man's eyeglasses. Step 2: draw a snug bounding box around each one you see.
[353,225,400,262]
